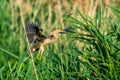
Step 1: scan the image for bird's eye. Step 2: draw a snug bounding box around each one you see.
[48,35,54,39]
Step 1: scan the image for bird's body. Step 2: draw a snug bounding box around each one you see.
[25,23,70,54]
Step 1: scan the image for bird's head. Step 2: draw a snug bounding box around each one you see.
[42,27,72,46]
[42,29,66,45]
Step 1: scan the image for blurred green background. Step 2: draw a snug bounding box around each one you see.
[0,0,120,80]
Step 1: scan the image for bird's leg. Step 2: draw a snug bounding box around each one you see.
[40,46,44,60]
[37,45,44,60]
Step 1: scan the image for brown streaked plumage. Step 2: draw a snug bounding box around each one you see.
[25,23,71,54]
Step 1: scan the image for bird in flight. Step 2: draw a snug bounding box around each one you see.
[25,23,71,55]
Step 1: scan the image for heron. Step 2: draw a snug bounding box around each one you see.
[25,23,71,59]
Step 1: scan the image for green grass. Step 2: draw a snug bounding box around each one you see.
[0,0,120,80]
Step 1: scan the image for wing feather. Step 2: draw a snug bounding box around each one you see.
[25,23,46,52]
[25,23,39,43]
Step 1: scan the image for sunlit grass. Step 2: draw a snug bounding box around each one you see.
[0,0,120,80]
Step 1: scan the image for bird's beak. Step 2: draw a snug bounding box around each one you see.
[64,27,72,32]
[58,30,66,34]
[59,27,72,34]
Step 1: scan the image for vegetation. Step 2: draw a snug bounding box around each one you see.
[0,0,120,80]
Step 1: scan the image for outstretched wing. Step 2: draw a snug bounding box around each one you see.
[25,23,47,52]
[25,23,40,43]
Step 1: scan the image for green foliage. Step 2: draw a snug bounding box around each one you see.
[0,0,120,80]
[65,9,120,79]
